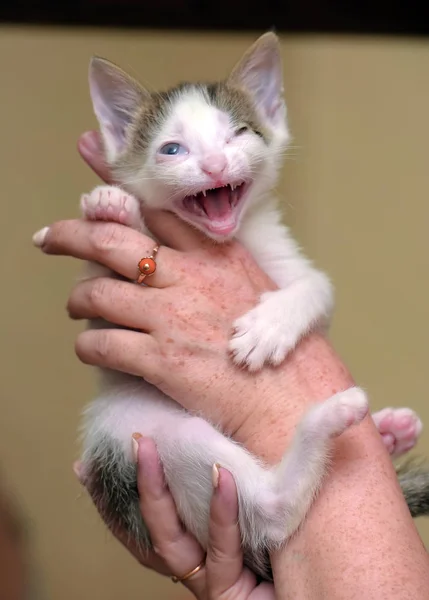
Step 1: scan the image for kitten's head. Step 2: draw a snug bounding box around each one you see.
[89,32,290,240]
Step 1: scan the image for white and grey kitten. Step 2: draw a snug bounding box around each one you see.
[76,33,426,580]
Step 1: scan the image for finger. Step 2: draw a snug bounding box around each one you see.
[206,467,257,597]
[78,131,113,184]
[72,461,170,575]
[33,219,177,288]
[75,329,164,387]
[136,437,207,597]
[144,209,210,252]
[67,277,162,331]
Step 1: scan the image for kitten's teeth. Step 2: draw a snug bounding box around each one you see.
[202,189,207,197]
[195,198,208,216]
[231,183,235,191]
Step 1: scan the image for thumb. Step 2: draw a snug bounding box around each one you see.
[78,131,114,184]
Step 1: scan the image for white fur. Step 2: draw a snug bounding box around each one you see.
[78,98,368,559]
[118,88,288,243]
[77,36,420,572]
[81,380,367,551]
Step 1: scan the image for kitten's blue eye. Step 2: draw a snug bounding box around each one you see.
[159,143,188,156]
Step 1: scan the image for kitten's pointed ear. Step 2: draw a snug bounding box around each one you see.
[228,32,285,127]
[89,57,147,163]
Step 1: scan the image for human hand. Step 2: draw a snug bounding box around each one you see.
[33,131,355,461]
[33,210,283,444]
[36,131,429,600]
[75,437,275,600]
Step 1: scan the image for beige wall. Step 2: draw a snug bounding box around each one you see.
[0,25,428,599]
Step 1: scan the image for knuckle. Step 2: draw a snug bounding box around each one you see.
[208,541,230,566]
[88,278,110,309]
[89,222,125,254]
[92,330,113,361]
[75,330,112,365]
[151,544,164,558]
[152,530,186,558]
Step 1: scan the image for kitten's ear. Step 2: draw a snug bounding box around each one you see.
[89,57,147,163]
[228,32,285,127]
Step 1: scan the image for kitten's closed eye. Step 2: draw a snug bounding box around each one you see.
[235,125,263,139]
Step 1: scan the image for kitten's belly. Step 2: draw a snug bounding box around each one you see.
[82,376,187,456]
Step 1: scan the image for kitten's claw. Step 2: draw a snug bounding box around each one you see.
[229,291,299,372]
[372,407,422,457]
[80,185,143,230]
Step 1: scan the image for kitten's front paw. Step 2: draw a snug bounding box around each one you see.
[229,291,300,372]
[80,185,143,230]
[372,407,423,457]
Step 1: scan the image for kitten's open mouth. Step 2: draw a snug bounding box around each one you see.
[180,181,249,236]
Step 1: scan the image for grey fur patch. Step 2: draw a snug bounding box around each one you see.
[82,437,151,550]
[111,80,270,182]
[397,459,429,518]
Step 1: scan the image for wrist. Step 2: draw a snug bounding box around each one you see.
[269,417,429,599]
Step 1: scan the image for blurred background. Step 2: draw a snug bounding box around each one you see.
[0,4,428,599]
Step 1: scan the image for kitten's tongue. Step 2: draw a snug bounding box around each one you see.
[183,185,243,235]
[199,187,232,219]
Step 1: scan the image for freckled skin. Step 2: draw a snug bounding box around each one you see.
[74,33,428,588]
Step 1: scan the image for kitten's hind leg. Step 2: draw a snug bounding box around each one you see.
[79,387,368,582]
[372,407,422,458]
[80,185,145,231]
[261,386,369,546]
[162,387,368,579]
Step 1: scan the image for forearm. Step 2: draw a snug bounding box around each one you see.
[238,333,429,599]
[44,202,429,596]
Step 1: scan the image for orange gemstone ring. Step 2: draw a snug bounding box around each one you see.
[136,244,160,284]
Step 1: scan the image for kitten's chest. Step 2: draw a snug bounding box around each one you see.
[235,204,303,289]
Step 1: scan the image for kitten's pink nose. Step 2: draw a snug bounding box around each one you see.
[200,154,227,178]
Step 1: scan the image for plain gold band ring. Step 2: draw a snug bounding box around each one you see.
[171,557,206,583]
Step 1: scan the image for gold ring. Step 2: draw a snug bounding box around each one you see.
[171,557,206,583]
[136,244,160,284]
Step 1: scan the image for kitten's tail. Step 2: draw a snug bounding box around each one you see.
[397,459,429,517]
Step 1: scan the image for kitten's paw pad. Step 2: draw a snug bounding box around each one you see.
[80,185,142,229]
[229,292,298,372]
[372,408,422,457]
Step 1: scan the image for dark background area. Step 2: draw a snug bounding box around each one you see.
[1,1,428,36]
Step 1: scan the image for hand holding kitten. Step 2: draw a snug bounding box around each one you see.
[75,439,275,600]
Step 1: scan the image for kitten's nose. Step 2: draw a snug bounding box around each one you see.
[200,154,227,178]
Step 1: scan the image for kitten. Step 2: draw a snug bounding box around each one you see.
[76,33,426,580]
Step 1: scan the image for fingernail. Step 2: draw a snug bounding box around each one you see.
[32,226,49,248]
[132,432,143,462]
[73,461,84,484]
[80,131,100,156]
[212,463,221,489]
